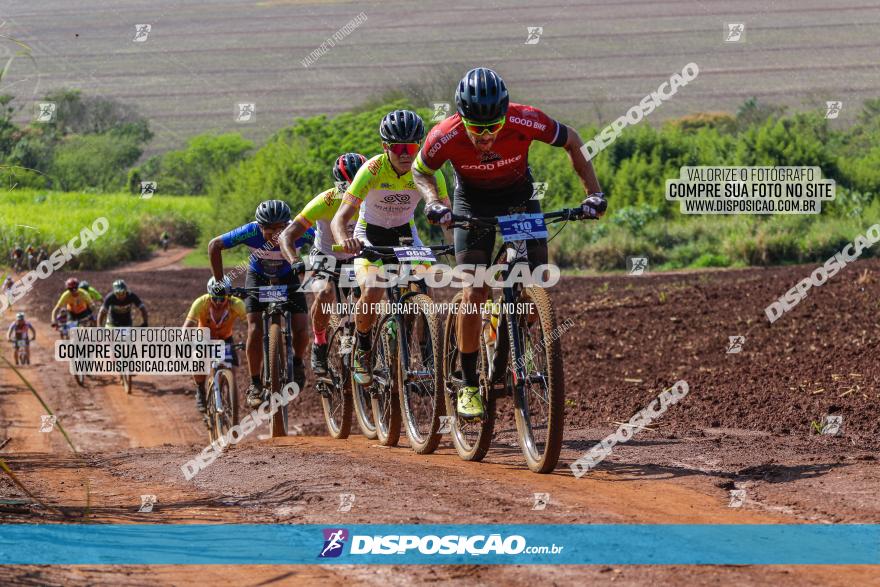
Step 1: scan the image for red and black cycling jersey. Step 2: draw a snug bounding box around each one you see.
[416,103,567,191]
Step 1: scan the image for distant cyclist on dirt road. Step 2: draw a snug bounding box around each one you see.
[331,110,450,385]
[183,277,247,415]
[97,279,148,327]
[51,278,96,328]
[208,200,311,408]
[413,67,606,419]
[7,311,36,347]
[279,152,367,376]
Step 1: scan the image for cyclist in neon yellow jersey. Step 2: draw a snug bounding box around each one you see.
[280,152,367,375]
[331,110,450,385]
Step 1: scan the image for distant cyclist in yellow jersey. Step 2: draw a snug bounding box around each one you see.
[280,152,367,375]
[50,278,95,326]
[183,277,247,414]
[331,110,450,385]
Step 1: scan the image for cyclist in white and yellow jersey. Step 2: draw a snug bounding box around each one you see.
[331,110,450,385]
[279,152,367,375]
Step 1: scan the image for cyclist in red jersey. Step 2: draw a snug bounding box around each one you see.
[413,67,606,419]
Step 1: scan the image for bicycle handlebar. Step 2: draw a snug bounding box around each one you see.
[449,207,591,228]
[330,243,455,258]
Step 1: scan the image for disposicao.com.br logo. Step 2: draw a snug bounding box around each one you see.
[317,529,562,558]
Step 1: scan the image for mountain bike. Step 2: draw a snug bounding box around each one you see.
[333,242,452,450]
[442,207,593,473]
[205,341,244,443]
[13,338,30,366]
[54,312,86,387]
[230,267,304,438]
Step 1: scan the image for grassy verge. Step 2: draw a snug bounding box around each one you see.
[0,190,210,269]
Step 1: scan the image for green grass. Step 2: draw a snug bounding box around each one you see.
[0,190,210,269]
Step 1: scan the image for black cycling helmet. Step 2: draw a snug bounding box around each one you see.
[79,280,90,289]
[379,110,424,143]
[455,67,509,122]
[332,153,367,184]
[254,199,291,225]
[112,279,127,292]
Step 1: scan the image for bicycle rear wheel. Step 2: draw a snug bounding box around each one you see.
[321,314,353,439]
[268,321,288,437]
[509,286,565,473]
[121,373,131,394]
[370,314,401,447]
[399,293,443,454]
[442,292,495,462]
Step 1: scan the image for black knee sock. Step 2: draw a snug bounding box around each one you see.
[460,351,479,387]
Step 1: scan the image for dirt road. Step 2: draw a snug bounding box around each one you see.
[1,251,878,585]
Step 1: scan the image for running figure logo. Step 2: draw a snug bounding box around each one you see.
[627,256,648,275]
[319,528,349,558]
[133,24,152,42]
[532,492,550,510]
[140,181,156,199]
[725,23,744,42]
[726,336,745,354]
[431,102,451,122]
[138,494,157,512]
[338,493,355,512]
[531,182,548,200]
[35,102,57,123]
[728,489,746,508]
[821,415,843,436]
[525,27,543,44]
[825,101,842,119]
[39,415,57,433]
[236,103,256,123]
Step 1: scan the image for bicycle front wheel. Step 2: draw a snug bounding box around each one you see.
[442,292,495,462]
[509,286,565,473]
[268,322,288,437]
[370,315,401,447]
[213,369,238,440]
[398,293,443,454]
[321,314,353,439]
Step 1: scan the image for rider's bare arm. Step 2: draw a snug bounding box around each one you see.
[412,166,442,206]
[561,124,603,195]
[331,201,361,254]
[279,220,308,265]
[207,236,227,281]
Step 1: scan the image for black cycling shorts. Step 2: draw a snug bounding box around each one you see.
[244,269,308,315]
[453,180,548,269]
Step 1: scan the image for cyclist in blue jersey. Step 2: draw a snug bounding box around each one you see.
[208,200,314,408]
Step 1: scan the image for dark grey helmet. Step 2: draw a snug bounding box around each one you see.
[379,110,424,143]
[255,199,291,225]
[455,67,509,122]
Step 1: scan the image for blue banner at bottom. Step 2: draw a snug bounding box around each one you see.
[0,524,877,565]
